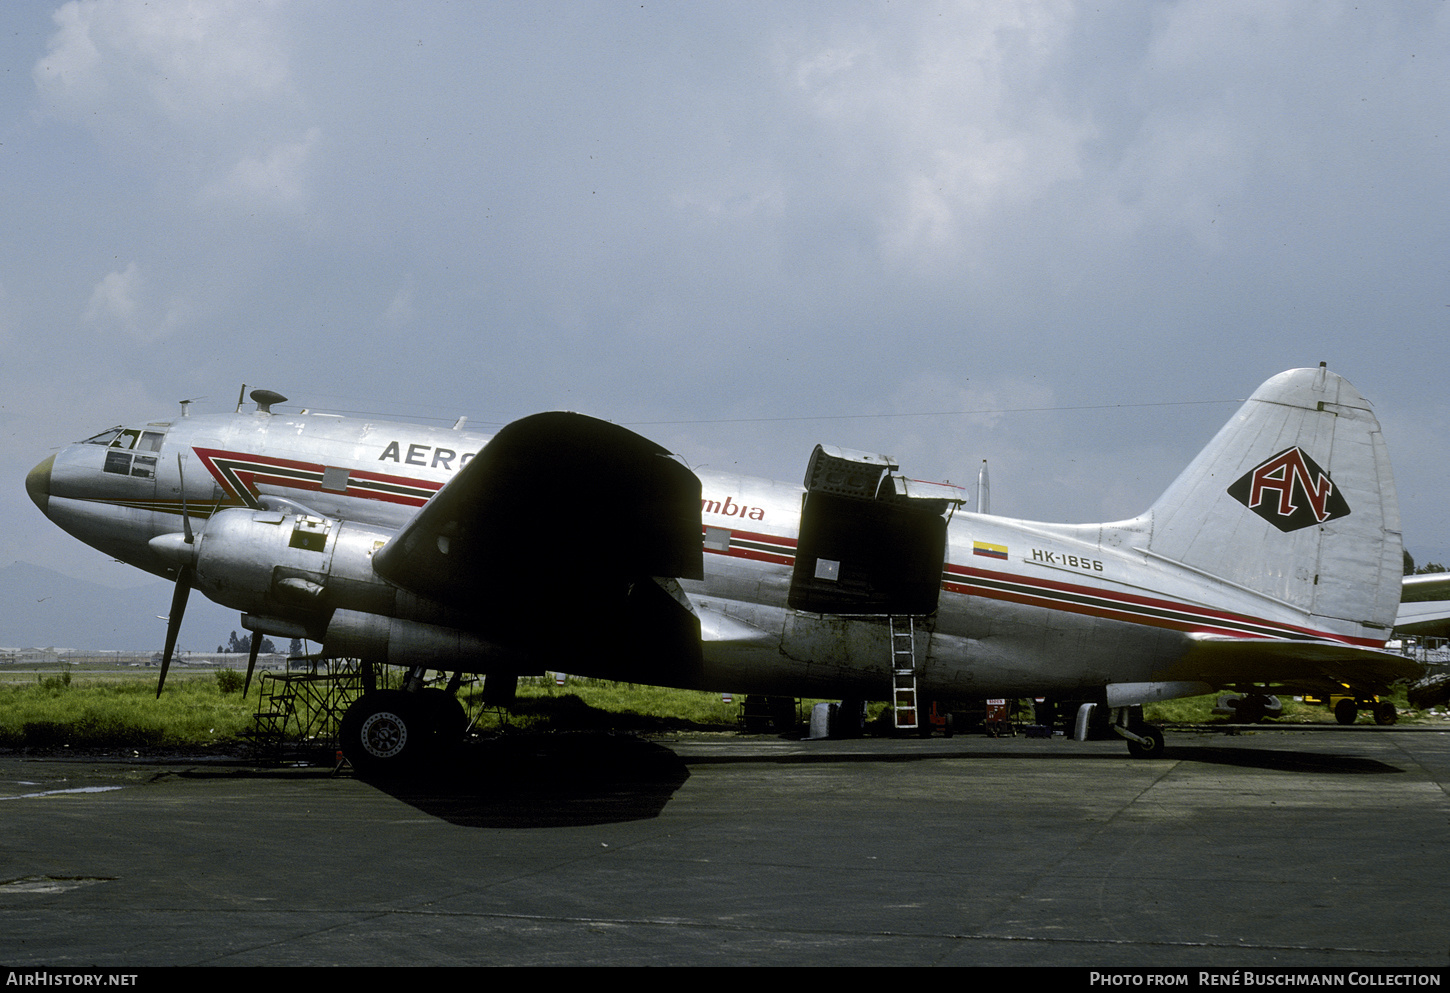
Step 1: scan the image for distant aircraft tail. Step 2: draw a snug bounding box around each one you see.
[1137,364,1402,642]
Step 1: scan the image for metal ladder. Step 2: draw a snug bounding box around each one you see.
[889,615,919,730]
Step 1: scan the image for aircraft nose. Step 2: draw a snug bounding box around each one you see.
[26,454,54,514]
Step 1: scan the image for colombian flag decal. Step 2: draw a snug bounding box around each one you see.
[973,541,1008,560]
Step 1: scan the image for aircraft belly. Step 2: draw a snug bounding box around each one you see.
[686,555,1197,700]
[930,591,1192,695]
[690,605,1186,700]
[696,611,887,698]
[918,629,1183,697]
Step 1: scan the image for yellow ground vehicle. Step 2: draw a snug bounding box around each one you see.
[1302,692,1396,725]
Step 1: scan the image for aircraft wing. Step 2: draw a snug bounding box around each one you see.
[373,411,702,604]
[370,412,704,670]
[1164,636,1423,696]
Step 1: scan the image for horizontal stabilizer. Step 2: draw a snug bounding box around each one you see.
[1162,636,1422,696]
[1394,600,1450,637]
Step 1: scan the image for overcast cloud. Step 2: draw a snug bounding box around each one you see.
[3,0,1448,607]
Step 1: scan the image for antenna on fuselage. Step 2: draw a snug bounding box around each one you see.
[235,384,247,413]
[977,460,990,515]
[250,389,288,414]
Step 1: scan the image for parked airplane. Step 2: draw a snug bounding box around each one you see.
[26,365,1419,769]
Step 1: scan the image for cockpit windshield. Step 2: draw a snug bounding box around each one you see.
[79,426,168,451]
[80,427,124,446]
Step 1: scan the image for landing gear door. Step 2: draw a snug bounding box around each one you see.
[788,445,963,615]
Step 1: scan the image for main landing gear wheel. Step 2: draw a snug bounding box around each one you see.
[340,690,429,775]
[418,687,469,744]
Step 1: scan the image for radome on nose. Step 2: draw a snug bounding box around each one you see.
[27,454,54,514]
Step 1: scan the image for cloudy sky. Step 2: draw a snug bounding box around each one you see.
[3,0,1448,608]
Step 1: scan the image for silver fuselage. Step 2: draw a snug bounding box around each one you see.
[27,402,1389,703]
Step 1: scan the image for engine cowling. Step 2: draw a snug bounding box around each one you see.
[151,508,492,665]
[323,609,524,668]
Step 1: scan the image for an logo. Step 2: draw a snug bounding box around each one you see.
[1227,447,1351,532]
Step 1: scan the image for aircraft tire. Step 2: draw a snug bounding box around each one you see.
[418,687,469,744]
[830,698,866,739]
[768,696,798,732]
[1231,696,1261,723]
[1125,725,1165,760]
[1334,699,1358,725]
[340,690,430,775]
[1373,701,1398,726]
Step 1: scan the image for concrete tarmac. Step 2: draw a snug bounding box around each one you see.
[2,726,1449,968]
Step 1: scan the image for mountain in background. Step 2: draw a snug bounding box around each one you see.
[0,561,241,652]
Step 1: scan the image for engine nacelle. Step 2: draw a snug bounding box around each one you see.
[150,507,519,670]
[323,609,525,669]
[188,509,378,618]
[179,508,463,640]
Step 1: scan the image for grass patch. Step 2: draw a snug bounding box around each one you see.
[459,677,771,733]
[1145,685,1421,725]
[0,675,255,750]
[0,671,769,749]
[0,668,1434,751]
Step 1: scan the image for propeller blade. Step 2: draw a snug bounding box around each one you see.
[243,630,261,698]
[157,565,192,698]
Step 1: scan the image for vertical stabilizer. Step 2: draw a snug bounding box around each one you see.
[1142,366,1401,640]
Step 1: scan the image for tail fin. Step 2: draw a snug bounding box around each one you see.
[1141,365,1401,640]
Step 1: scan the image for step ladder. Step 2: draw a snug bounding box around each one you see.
[241,675,299,761]
[889,615,919,730]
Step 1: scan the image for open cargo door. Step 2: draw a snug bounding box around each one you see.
[788,445,963,616]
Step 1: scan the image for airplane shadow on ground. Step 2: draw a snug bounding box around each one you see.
[356,732,1404,829]
[1161,743,1404,774]
[357,732,691,829]
[735,748,1406,775]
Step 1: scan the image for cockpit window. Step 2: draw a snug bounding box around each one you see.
[104,449,157,478]
[80,427,124,446]
[80,426,168,450]
[85,424,167,478]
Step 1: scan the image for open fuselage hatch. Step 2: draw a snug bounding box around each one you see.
[788,445,962,616]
